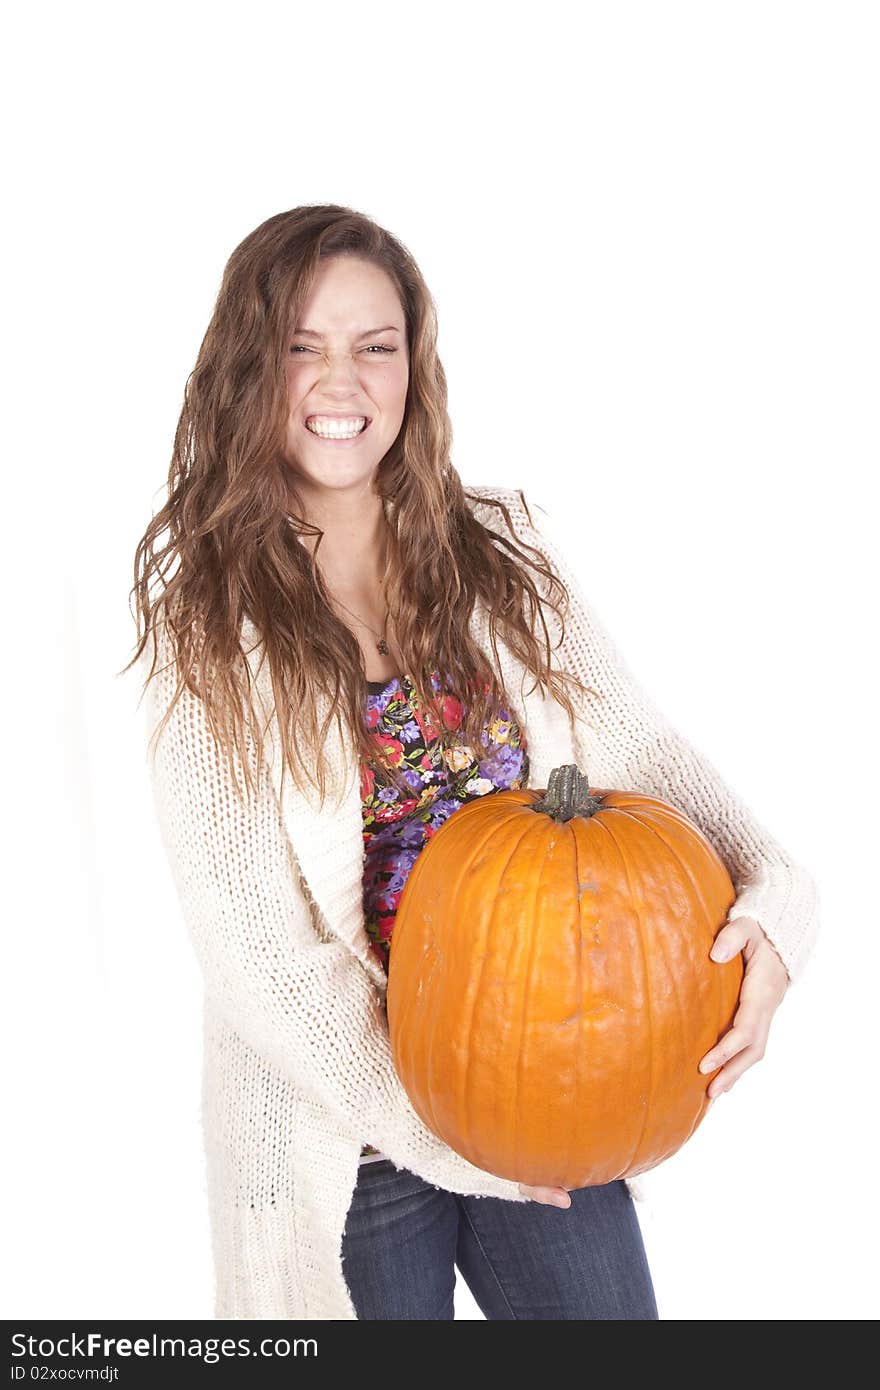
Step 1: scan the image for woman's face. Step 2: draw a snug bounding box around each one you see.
[282,254,409,500]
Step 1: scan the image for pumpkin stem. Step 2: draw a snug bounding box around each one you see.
[531,764,605,823]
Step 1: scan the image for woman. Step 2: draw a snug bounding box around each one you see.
[129,204,818,1320]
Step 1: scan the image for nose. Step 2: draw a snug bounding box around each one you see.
[315,349,362,385]
[309,357,368,412]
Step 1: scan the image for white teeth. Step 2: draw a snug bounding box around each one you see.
[305,416,367,439]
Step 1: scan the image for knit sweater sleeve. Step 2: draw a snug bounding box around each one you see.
[139,624,528,1202]
[496,488,820,985]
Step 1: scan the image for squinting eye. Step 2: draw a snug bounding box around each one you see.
[288,344,397,355]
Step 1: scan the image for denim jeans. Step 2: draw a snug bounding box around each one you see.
[341,1159,658,1320]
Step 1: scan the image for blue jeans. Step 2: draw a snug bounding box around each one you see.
[341,1159,658,1320]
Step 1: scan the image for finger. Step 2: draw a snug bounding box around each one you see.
[710,916,757,963]
[706,1040,767,1098]
[700,943,783,1069]
[519,1184,571,1208]
[699,1013,764,1074]
[742,939,791,1006]
[539,1186,571,1208]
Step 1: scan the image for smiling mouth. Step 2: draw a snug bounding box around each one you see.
[304,416,372,439]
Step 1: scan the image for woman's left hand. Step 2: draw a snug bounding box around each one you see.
[698,914,790,1099]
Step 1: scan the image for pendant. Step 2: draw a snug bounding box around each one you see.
[376,639,389,654]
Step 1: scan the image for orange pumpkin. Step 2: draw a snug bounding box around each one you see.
[386,764,743,1189]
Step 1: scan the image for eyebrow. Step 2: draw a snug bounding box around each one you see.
[290,325,401,338]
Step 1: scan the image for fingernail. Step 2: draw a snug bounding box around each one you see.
[711,946,730,962]
[554,1194,571,1208]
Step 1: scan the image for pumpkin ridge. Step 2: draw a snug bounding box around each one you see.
[605,807,697,1112]
[428,809,507,1144]
[610,802,726,1103]
[616,804,723,933]
[457,810,539,1168]
[569,824,586,1187]
[510,812,558,1179]
[591,812,655,1176]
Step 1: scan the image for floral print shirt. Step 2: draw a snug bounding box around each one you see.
[358,669,530,1158]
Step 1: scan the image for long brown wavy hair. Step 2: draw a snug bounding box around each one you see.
[124,204,598,808]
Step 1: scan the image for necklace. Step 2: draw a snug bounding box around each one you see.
[328,593,390,655]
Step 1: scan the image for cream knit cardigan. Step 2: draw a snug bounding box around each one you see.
[140,486,819,1320]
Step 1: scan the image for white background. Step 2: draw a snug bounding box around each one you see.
[3,1,877,1322]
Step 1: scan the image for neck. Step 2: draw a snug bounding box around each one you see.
[291,487,390,589]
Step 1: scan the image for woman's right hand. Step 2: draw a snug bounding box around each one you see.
[518,1183,571,1208]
